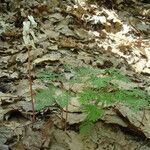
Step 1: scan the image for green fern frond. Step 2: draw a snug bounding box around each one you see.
[74,66,102,77]
[55,90,73,108]
[126,88,148,99]
[123,97,149,111]
[104,68,130,82]
[90,77,111,88]
[114,89,149,111]
[83,104,104,122]
[79,121,93,135]
[98,92,116,104]
[36,65,150,134]
[38,71,64,82]
[79,89,99,104]
[79,105,103,134]
[35,87,56,111]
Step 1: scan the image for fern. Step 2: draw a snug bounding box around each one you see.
[104,68,130,82]
[79,105,104,134]
[79,89,99,104]
[83,104,104,122]
[99,92,116,104]
[38,70,65,82]
[79,121,93,135]
[74,66,102,77]
[55,90,73,108]
[36,65,150,134]
[114,89,149,111]
[68,66,102,84]
[35,87,56,111]
[90,76,112,88]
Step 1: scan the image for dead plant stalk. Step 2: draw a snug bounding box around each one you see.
[27,46,35,122]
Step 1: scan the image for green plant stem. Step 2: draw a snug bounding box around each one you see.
[28,47,35,122]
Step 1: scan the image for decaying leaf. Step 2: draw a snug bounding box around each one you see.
[1,0,150,149]
[33,53,61,65]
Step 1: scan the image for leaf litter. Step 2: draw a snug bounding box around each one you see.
[0,0,150,149]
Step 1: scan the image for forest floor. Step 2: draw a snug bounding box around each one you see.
[0,0,150,149]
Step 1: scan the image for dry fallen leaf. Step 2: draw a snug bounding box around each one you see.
[33,53,61,65]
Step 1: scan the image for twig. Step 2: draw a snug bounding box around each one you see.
[64,105,68,131]
[27,46,35,122]
[138,108,146,128]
